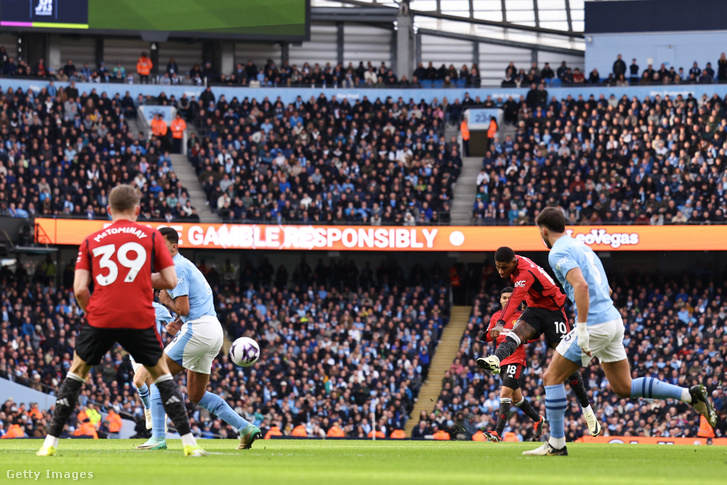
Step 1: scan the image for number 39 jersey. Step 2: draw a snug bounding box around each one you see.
[76,220,174,329]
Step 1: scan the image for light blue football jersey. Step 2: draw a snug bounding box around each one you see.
[152,301,174,334]
[548,235,621,325]
[168,253,217,323]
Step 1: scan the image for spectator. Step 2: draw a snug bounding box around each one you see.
[718,53,727,83]
[689,61,701,80]
[541,62,554,82]
[166,57,179,76]
[629,59,640,83]
[112,61,126,81]
[613,54,626,78]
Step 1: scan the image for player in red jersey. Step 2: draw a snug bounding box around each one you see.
[479,287,544,442]
[37,184,206,457]
[477,247,602,437]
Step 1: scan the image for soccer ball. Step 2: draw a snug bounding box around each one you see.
[229,337,260,367]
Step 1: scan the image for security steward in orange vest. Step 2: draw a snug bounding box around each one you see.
[460,118,470,156]
[136,52,153,84]
[265,425,283,440]
[170,113,187,154]
[327,425,345,438]
[150,113,170,151]
[104,408,123,438]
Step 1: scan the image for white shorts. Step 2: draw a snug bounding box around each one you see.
[556,317,628,367]
[164,315,223,374]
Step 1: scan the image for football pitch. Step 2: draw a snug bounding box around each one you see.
[2,439,724,485]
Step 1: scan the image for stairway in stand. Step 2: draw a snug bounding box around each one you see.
[404,305,472,436]
[169,154,219,223]
[449,157,483,225]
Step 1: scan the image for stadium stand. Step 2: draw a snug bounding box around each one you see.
[0,84,199,222]
[0,257,450,439]
[188,90,460,224]
[2,72,727,228]
[4,53,727,88]
[2,253,724,441]
[428,269,726,441]
[0,56,484,88]
[473,91,727,225]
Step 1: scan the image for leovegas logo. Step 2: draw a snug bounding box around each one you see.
[565,228,640,249]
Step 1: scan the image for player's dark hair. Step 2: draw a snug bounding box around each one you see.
[108,184,140,213]
[159,226,179,244]
[500,286,514,296]
[536,207,567,233]
[494,246,515,263]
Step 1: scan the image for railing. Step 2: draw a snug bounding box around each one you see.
[7,71,727,89]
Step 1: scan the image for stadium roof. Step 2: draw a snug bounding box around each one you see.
[312,0,585,51]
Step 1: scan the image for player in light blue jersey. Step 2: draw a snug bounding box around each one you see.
[132,301,175,429]
[523,207,717,456]
[136,227,261,450]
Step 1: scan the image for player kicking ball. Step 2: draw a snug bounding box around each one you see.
[523,207,717,456]
[479,287,545,442]
[135,227,261,451]
[477,247,602,437]
[36,185,206,457]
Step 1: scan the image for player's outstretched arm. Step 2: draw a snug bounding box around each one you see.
[152,267,177,290]
[73,269,91,312]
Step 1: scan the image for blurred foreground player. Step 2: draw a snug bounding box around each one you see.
[132,300,174,429]
[524,207,717,456]
[36,184,206,457]
[479,287,545,441]
[477,247,601,437]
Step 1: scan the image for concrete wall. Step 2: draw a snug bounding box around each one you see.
[585,31,727,79]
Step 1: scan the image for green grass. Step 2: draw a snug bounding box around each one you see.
[2,439,725,485]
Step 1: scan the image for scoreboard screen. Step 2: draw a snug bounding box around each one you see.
[0,0,309,40]
[0,0,87,29]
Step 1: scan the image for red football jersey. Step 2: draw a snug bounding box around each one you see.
[485,309,527,366]
[499,255,566,324]
[75,220,174,329]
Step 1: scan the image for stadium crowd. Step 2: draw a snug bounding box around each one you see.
[473,89,727,225]
[501,56,727,88]
[188,90,461,225]
[0,50,484,88]
[0,83,199,222]
[425,266,726,442]
[2,255,725,441]
[6,49,727,89]
[5,48,727,89]
[0,256,450,439]
[4,72,727,226]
